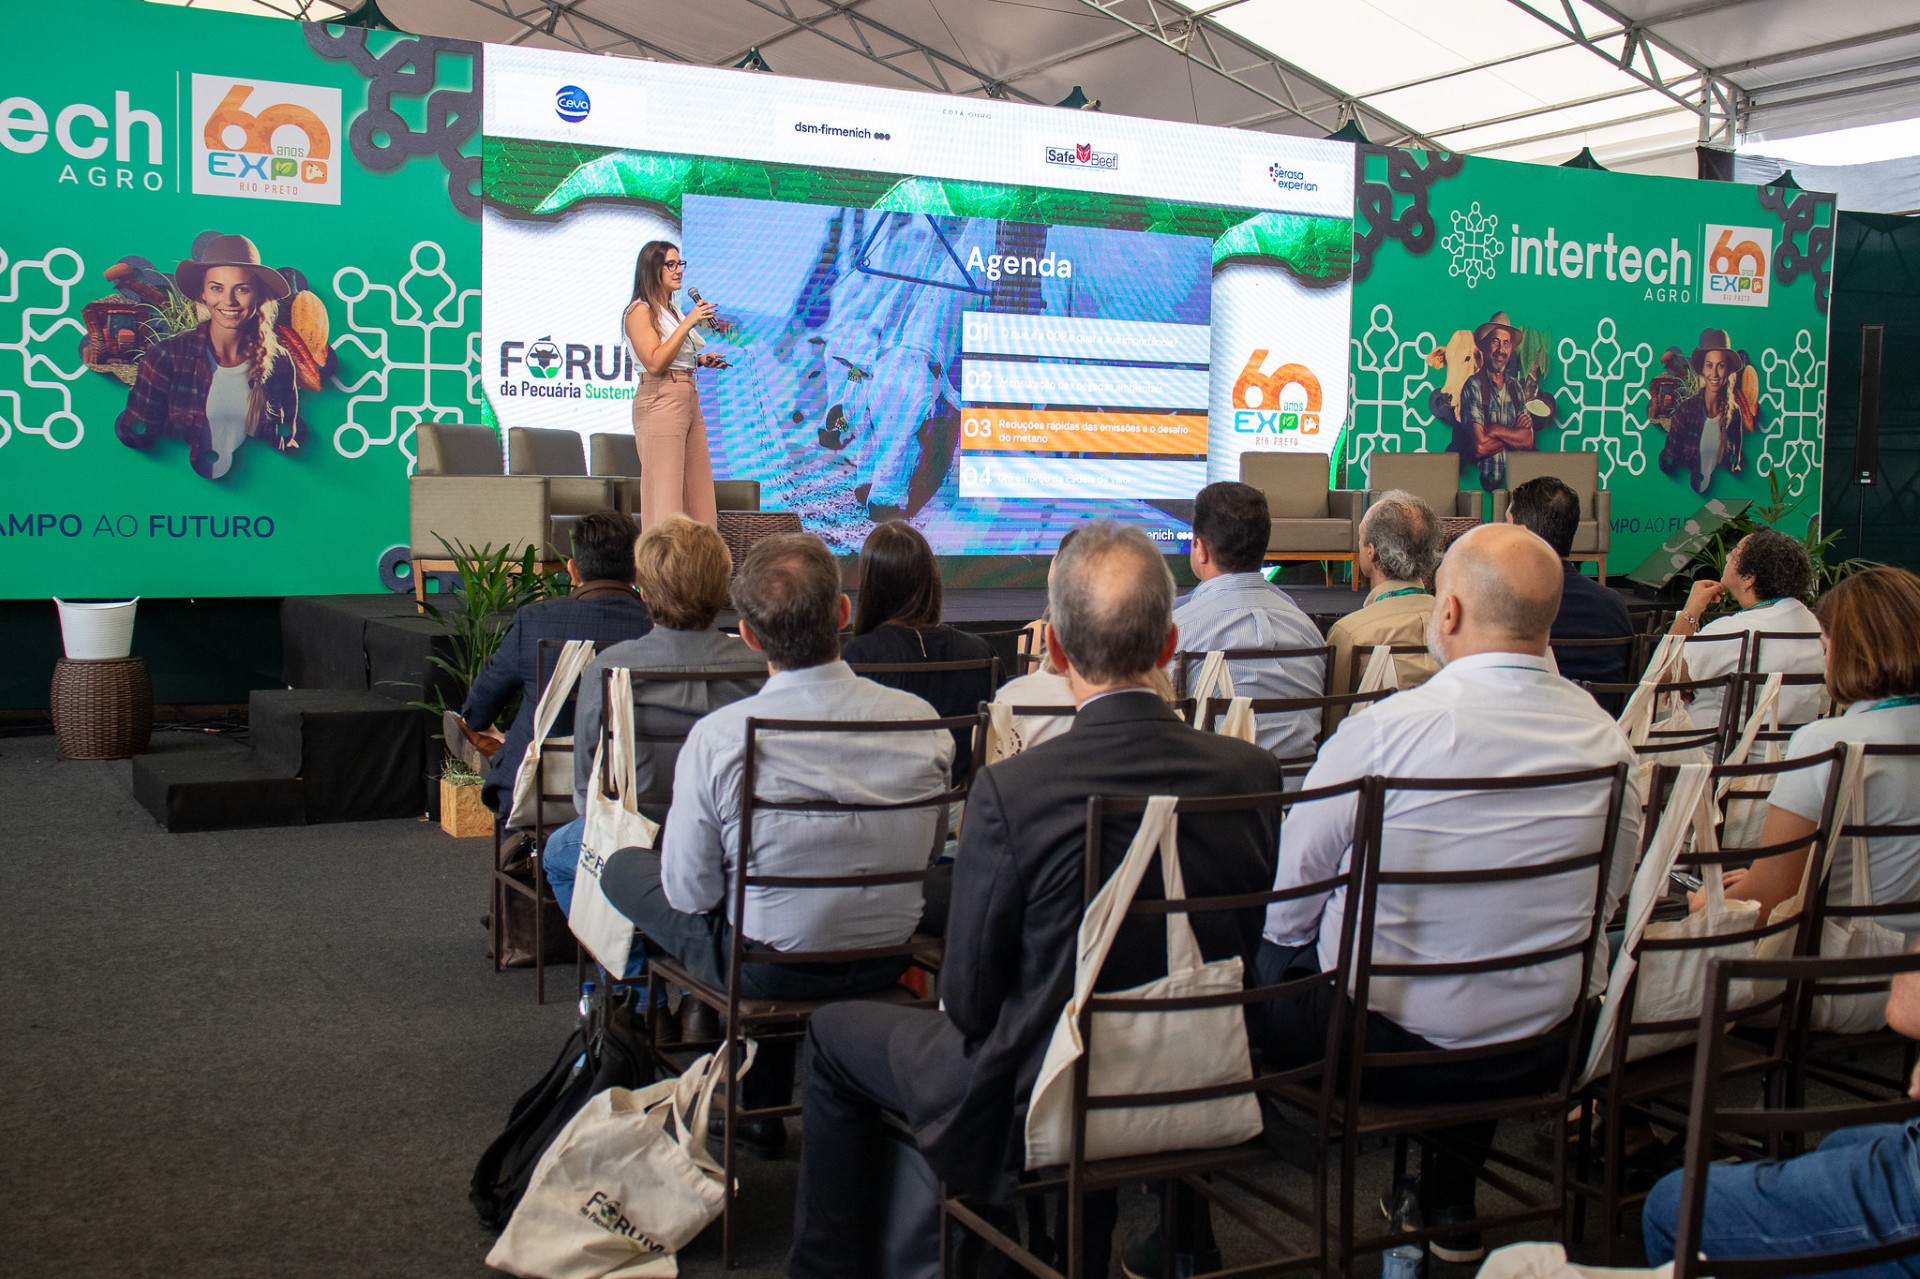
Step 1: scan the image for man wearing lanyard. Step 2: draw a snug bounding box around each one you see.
[1325,489,1444,729]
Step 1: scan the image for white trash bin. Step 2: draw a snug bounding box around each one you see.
[54,598,140,660]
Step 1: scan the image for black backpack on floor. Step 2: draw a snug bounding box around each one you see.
[469,1008,654,1230]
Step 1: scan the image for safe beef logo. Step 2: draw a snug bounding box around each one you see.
[1045,141,1117,171]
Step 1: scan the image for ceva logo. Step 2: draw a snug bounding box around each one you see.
[1045,141,1117,171]
[555,85,591,124]
[1703,223,1771,308]
[1232,352,1322,434]
[191,75,340,206]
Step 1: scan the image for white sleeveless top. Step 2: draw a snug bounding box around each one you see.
[624,300,703,373]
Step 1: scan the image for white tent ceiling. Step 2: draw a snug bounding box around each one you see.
[157,0,1920,175]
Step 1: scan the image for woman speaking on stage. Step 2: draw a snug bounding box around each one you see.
[622,240,727,530]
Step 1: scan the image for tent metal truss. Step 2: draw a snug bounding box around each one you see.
[1066,0,1440,148]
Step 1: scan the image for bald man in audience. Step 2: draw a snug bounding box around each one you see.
[1251,524,1643,1265]
[787,521,1282,1279]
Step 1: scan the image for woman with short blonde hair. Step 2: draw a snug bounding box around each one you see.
[634,514,733,630]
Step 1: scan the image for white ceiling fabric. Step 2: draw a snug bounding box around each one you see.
[153,0,1920,174]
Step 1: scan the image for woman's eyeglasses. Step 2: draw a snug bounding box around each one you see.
[664,259,688,270]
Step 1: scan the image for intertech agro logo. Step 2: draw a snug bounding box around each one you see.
[1232,352,1322,434]
[1045,141,1117,171]
[191,75,340,205]
[1704,223,1772,308]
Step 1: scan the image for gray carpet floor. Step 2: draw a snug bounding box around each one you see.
[3,730,1679,1278]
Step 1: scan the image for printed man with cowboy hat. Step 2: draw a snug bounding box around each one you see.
[1455,309,1536,490]
[115,231,302,480]
[1659,327,1759,494]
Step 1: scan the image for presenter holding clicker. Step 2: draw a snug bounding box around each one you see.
[623,240,727,531]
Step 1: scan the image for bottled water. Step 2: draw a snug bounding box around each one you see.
[1383,1173,1424,1279]
[577,979,597,1023]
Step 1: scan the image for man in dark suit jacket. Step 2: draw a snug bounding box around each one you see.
[1507,476,1634,711]
[457,509,653,818]
[789,521,1283,1279]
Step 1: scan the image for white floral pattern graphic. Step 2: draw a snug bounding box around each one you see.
[1757,329,1826,499]
[1555,317,1655,484]
[0,244,87,451]
[330,241,482,470]
[1440,201,1501,290]
[1347,303,1444,485]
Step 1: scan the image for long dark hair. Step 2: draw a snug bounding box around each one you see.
[852,521,942,636]
[628,240,679,340]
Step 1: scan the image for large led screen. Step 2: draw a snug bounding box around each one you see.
[483,48,1353,555]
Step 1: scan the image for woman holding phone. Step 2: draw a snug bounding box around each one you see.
[622,240,728,530]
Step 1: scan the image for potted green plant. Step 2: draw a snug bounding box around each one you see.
[406,538,570,835]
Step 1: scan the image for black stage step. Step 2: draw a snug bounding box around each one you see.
[131,740,306,833]
[249,689,425,823]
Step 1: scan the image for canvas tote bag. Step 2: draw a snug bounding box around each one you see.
[983,701,1020,766]
[486,1044,752,1279]
[1477,1243,1674,1278]
[1750,744,1900,1034]
[1582,763,1763,1081]
[507,638,598,831]
[570,667,660,976]
[1025,795,1261,1169]
[1717,673,1785,850]
[1188,651,1260,745]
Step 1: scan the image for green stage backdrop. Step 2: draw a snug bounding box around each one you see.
[0,0,481,598]
[1346,147,1836,573]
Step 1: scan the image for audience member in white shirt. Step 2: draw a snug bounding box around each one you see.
[1172,481,1325,764]
[1261,523,1644,1259]
[1692,567,1920,940]
[1665,528,1825,728]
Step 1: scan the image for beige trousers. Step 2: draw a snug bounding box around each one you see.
[631,369,716,531]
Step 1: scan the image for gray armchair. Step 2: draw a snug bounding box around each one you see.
[1239,452,1365,589]
[1364,451,1483,521]
[507,426,619,517]
[586,431,761,518]
[1492,450,1611,581]
[409,422,566,601]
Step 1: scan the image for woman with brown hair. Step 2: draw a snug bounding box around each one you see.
[843,521,994,777]
[115,233,302,479]
[1693,566,1920,929]
[622,240,728,530]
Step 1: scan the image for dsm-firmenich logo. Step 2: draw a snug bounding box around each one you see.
[1703,223,1771,308]
[191,74,340,205]
[1045,142,1117,171]
[555,85,591,124]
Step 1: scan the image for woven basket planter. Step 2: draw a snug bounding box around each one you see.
[717,510,803,574]
[51,656,153,760]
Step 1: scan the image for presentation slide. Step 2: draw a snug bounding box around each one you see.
[483,46,1353,556]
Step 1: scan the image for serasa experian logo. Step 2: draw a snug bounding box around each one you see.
[1045,141,1116,171]
[555,85,591,124]
[191,74,340,205]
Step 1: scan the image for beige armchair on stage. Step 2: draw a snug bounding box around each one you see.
[1363,450,1486,522]
[1239,452,1365,588]
[1492,449,1612,582]
[407,422,770,600]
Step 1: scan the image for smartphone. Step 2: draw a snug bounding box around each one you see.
[1669,869,1704,892]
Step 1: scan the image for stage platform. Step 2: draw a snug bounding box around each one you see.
[130,578,1653,832]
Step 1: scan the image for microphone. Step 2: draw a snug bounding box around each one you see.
[687,286,731,335]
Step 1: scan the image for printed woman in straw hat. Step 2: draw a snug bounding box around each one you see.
[1657,327,1762,494]
[115,233,302,480]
